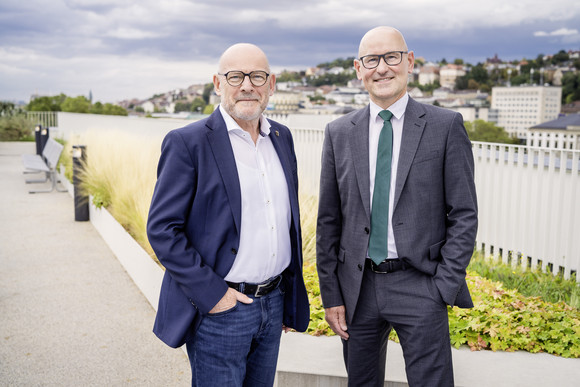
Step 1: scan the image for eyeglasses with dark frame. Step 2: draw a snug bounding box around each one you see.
[218,70,270,87]
[358,51,408,69]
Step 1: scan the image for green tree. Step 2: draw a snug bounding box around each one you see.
[561,72,580,104]
[101,103,128,116]
[1,101,16,116]
[551,50,569,65]
[90,101,104,114]
[174,101,192,113]
[317,57,356,69]
[202,104,214,114]
[27,94,66,111]
[277,71,302,82]
[191,97,206,113]
[465,120,518,144]
[61,95,91,113]
[202,83,214,104]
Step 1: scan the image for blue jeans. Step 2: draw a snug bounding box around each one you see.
[186,287,284,387]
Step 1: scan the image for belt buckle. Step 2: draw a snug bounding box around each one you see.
[254,282,268,297]
[254,275,280,297]
[371,260,389,274]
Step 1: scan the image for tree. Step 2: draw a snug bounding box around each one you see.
[61,96,91,113]
[174,101,192,113]
[561,72,580,104]
[277,71,302,82]
[551,50,569,65]
[202,83,214,104]
[27,94,66,111]
[1,101,16,116]
[465,120,518,144]
[191,97,206,113]
[90,101,104,114]
[102,103,128,116]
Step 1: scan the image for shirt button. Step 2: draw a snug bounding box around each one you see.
[358,264,363,271]
[231,248,238,254]
[364,227,370,234]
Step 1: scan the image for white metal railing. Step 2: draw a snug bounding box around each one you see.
[472,142,579,280]
[26,111,59,128]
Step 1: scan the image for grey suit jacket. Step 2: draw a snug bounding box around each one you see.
[316,97,478,323]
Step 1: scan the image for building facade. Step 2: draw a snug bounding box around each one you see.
[527,114,580,150]
[491,86,562,139]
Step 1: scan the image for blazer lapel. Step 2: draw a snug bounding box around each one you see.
[205,110,242,234]
[350,106,371,221]
[393,98,426,210]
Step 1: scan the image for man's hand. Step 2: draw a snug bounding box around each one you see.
[208,287,253,314]
[325,305,349,340]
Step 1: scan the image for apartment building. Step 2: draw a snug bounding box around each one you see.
[439,64,466,89]
[491,85,562,139]
[528,114,580,150]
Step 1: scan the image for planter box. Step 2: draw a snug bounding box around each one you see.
[88,201,163,310]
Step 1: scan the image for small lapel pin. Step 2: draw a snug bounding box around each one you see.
[275,130,279,137]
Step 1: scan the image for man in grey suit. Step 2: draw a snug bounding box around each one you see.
[316,26,478,386]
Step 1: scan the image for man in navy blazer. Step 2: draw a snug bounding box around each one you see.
[147,43,309,386]
[316,27,478,386]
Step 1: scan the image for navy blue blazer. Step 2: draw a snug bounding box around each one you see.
[147,109,310,348]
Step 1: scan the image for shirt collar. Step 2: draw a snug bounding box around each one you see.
[369,93,409,122]
[218,104,271,137]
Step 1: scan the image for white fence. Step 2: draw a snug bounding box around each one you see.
[473,143,579,280]
[55,112,580,281]
[26,111,59,128]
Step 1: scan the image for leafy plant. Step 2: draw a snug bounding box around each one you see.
[468,253,580,309]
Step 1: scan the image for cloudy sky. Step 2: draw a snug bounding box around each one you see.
[1,0,579,104]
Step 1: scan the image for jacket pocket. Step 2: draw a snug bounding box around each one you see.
[429,240,445,261]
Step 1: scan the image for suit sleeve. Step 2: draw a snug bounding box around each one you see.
[316,124,345,308]
[147,130,229,314]
[435,112,478,306]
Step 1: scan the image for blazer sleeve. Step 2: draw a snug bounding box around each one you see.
[147,130,229,314]
[316,124,345,308]
[435,112,478,306]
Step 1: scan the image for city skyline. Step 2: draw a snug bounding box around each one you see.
[1,0,579,104]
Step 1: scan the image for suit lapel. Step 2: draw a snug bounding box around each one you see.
[393,98,426,210]
[350,106,371,221]
[205,110,242,234]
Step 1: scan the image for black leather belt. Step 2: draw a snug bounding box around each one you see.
[226,275,282,297]
[366,258,404,274]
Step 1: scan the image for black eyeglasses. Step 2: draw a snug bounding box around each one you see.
[359,51,408,69]
[218,70,270,87]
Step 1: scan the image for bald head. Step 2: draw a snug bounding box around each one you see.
[358,26,408,58]
[218,43,270,74]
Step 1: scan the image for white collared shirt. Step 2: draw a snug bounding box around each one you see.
[218,105,292,283]
[368,93,409,259]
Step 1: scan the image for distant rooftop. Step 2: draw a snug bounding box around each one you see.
[530,114,580,130]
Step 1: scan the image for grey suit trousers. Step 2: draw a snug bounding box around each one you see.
[343,265,453,387]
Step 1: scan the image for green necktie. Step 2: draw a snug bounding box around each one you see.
[369,110,393,265]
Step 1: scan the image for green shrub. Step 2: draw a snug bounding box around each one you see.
[0,115,34,141]
[468,252,580,309]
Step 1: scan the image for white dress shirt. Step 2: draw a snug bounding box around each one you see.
[368,93,409,259]
[219,105,292,283]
